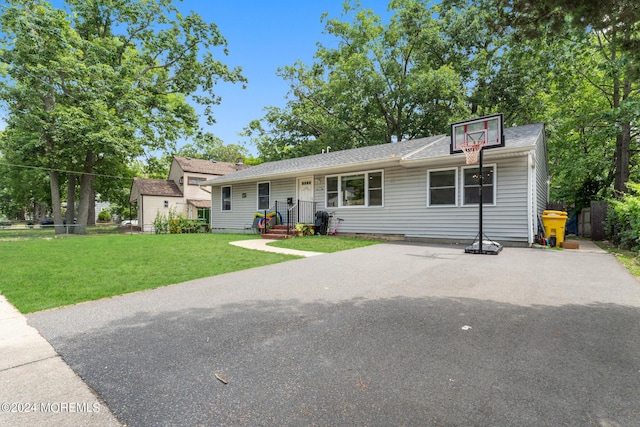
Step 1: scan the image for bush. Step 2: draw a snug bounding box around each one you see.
[607,183,640,250]
[153,211,169,234]
[97,211,112,222]
[153,208,205,234]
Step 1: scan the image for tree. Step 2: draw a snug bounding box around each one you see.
[246,0,468,161]
[176,131,249,163]
[495,0,640,194]
[0,0,246,233]
[246,0,563,162]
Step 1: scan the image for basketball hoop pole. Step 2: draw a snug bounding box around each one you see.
[479,147,483,255]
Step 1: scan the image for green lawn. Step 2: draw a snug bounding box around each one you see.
[267,235,380,253]
[0,234,299,313]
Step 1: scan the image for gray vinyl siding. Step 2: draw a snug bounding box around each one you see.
[305,157,530,243]
[210,157,532,242]
[535,130,549,217]
[211,179,297,231]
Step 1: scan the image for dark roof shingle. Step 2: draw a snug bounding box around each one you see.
[133,178,182,197]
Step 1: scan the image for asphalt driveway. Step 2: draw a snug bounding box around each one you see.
[28,241,640,426]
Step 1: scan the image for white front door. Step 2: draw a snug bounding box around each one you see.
[297,176,314,202]
[296,176,315,224]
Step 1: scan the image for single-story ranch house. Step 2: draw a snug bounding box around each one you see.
[201,123,548,246]
[130,156,249,232]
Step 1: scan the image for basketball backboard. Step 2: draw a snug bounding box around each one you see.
[450,113,504,154]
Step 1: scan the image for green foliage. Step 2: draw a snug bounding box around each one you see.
[295,223,315,236]
[154,207,204,234]
[607,183,640,250]
[177,131,249,163]
[0,0,246,232]
[97,210,111,222]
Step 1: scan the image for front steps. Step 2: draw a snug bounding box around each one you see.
[260,225,293,240]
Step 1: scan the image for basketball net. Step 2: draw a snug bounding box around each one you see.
[459,129,487,165]
[460,139,486,165]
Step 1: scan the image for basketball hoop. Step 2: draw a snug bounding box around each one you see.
[460,140,485,165]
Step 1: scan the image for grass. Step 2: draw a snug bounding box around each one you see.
[595,240,640,278]
[0,224,120,241]
[0,234,299,313]
[267,235,381,253]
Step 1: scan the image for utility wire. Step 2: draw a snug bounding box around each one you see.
[0,160,135,180]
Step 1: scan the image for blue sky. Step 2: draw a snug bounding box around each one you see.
[179,0,392,154]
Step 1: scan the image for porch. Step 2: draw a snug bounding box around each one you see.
[255,200,318,240]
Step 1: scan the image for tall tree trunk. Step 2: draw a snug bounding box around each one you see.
[66,174,77,234]
[613,78,632,194]
[88,188,96,226]
[76,151,96,235]
[49,170,64,235]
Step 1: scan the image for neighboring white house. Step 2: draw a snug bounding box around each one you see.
[201,123,548,246]
[130,156,249,232]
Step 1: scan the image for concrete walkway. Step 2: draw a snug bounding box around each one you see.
[229,238,325,257]
[0,296,121,426]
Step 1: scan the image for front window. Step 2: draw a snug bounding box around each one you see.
[428,169,457,206]
[325,171,383,208]
[342,174,365,206]
[463,165,495,205]
[257,182,270,210]
[221,186,231,211]
[368,172,383,206]
[327,177,339,208]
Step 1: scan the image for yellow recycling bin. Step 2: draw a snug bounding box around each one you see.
[542,210,568,247]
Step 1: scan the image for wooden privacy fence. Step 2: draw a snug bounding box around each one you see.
[577,201,608,240]
[548,201,608,241]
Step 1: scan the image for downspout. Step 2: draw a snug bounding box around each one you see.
[528,150,535,246]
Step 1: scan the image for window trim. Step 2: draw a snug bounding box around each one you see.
[257,181,271,211]
[427,167,458,207]
[461,163,497,206]
[221,185,232,212]
[325,170,384,208]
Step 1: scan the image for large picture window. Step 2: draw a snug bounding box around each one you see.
[326,171,383,208]
[221,186,231,211]
[428,169,457,206]
[257,182,270,210]
[462,165,495,205]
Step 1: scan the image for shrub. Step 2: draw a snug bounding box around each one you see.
[153,211,169,234]
[295,223,314,236]
[97,211,112,222]
[607,183,640,250]
[154,208,206,234]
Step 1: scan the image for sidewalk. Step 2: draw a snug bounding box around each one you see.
[230,238,325,257]
[0,296,121,427]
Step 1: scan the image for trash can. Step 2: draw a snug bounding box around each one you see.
[542,210,568,247]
